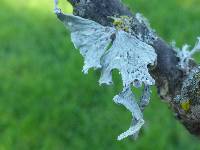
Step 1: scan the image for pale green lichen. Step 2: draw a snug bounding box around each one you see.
[54,2,157,140]
[176,37,200,73]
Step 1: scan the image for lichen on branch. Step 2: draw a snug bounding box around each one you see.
[54,0,200,140]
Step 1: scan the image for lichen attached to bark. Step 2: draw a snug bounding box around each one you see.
[54,2,157,140]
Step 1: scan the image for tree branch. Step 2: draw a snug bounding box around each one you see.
[67,0,200,137]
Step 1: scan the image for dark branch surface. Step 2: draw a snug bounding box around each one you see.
[67,0,200,137]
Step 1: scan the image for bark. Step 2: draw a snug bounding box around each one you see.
[67,0,200,136]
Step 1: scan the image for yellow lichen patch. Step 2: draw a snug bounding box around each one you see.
[181,100,191,112]
[113,19,123,30]
[111,16,132,33]
[124,27,129,32]
[113,19,123,26]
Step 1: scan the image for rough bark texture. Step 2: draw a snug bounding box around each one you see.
[67,0,200,137]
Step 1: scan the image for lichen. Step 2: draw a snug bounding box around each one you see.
[111,16,133,33]
[54,3,157,140]
[134,13,157,44]
[111,13,157,45]
[176,37,200,73]
[99,30,156,86]
[60,14,115,73]
[175,67,200,112]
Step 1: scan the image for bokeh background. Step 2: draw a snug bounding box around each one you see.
[1,0,200,149]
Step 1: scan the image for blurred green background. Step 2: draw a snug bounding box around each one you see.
[0,0,200,149]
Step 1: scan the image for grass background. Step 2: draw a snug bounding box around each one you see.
[0,0,200,149]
